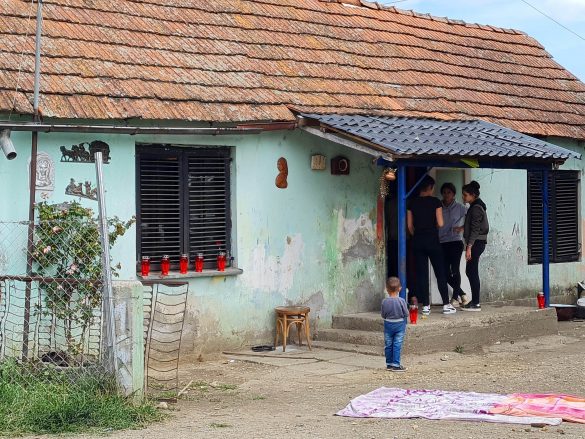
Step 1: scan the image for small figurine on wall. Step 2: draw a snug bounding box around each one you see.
[60,140,111,163]
[65,178,98,200]
[275,157,288,189]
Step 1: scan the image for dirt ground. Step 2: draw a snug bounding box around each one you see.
[82,321,585,439]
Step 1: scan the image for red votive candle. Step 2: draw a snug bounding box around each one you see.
[537,292,545,309]
[409,305,418,325]
[195,253,204,272]
[217,252,226,272]
[141,256,150,277]
[161,255,170,276]
[180,254,189,274]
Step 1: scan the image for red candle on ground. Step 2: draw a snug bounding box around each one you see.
[537,292,545,309]
[409,306,418,324]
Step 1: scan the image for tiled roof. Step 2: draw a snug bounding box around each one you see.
[303,114,580,160]
[0,0,584,139]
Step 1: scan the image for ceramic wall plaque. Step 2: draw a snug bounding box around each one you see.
[35,152,55,199]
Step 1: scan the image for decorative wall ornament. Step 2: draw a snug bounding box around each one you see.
[65,178,98,200]
[310,154,326,170]
[60,140,111,163]
[35,152,55,199]
[331,156,350,175]
[275,157,288,189]
[379,168,397,198]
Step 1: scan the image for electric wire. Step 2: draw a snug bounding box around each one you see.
[518,0,585,42]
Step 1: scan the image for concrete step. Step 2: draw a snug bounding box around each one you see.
[317,307,559,355]
[332,313,382,332]
[311,340,382,356]
[316,328,383,346]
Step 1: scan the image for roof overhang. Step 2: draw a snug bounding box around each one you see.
[300,114,581,169]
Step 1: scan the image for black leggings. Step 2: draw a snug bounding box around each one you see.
[414,235,449,306]
[441,241,464,300]
[465,240,486,305]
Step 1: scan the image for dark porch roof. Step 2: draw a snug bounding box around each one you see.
[303,114,580,162]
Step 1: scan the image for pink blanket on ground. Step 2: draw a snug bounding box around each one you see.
[337,388,585,425]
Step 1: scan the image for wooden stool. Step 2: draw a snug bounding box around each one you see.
[274,306,312,352]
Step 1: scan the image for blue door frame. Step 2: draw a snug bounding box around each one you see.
[386,159,553,306]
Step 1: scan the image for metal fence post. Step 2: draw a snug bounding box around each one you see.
[542,169,550,307]
[397,163,407,300]
[95,151,118,374]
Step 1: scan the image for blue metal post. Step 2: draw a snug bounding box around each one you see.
[397,163,407,300]
[542,169,550,307]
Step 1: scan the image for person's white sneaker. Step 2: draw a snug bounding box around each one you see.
[422,305,431,316]
[450,299,460,308]
[443,304,457,315]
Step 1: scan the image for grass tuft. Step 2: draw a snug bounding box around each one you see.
[210,423,231,428]
[0,359,162,436]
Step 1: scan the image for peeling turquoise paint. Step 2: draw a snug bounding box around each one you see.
[0,127,385,357]
[3,124,580,356]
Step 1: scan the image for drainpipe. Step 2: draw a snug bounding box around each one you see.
[0,123,262,135]
[22,0,43,361]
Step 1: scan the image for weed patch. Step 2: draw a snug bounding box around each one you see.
[0,360,162,436]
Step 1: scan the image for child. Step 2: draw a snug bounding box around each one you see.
[381,277,408,372]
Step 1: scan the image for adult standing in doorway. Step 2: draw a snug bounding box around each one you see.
[439,182,470,308]
[462,181,489,312]
[407,176,456,316]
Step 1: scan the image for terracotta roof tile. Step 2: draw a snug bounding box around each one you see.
[0,0,584,138]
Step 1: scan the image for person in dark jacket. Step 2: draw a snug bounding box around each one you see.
[461,181,489,311]
[407,175,456,316]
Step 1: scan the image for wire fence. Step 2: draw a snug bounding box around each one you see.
[0,213,116,389]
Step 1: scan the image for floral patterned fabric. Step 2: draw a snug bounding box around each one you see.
[336,388,585,425]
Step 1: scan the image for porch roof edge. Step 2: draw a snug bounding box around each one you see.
[301,114,581,165]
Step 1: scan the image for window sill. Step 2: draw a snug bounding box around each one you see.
[138,267,243,280]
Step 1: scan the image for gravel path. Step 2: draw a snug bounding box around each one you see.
[77,321,585,439]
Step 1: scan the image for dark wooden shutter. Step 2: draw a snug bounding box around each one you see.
[527,172,550,264]
[527,170,580,264]
[137,150,183,268]
[187,149,231,268]
[552,171,580,262]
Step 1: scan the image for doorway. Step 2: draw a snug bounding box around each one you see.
[429,169,471,304]
[385,167,471,305]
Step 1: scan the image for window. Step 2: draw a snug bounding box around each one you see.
[527,170,580,264]
[136,145,232,271]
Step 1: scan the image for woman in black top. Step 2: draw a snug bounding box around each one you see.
[461,181,489,312]
[407,176,456,316]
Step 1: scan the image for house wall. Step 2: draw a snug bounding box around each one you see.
[3,126,582,355]
[469,138,584,302]
[0,128,385,358]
